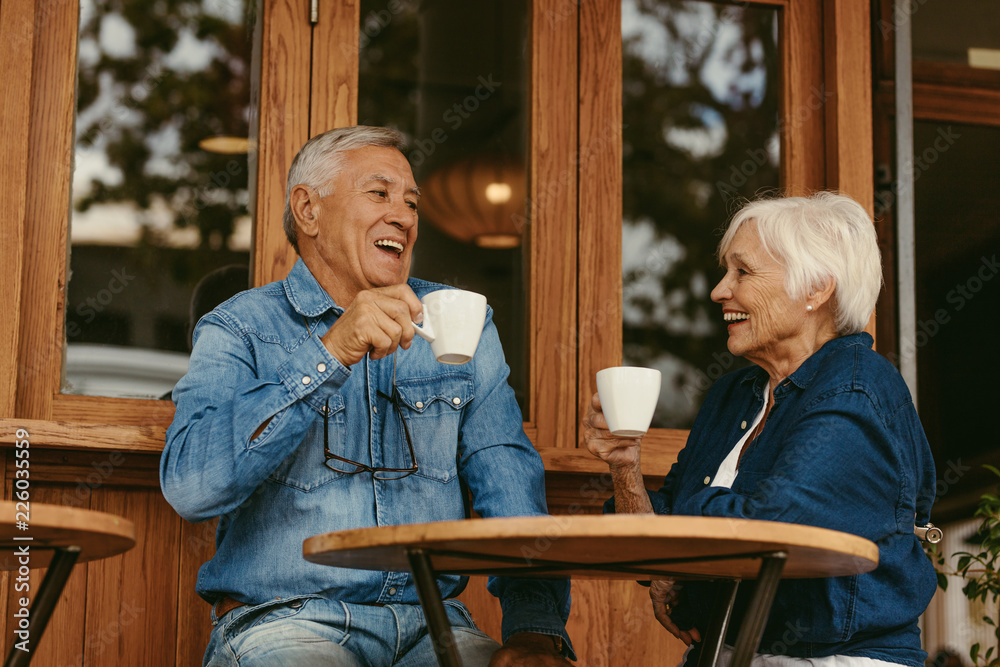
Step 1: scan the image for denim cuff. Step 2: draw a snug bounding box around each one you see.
[499,595,576,661]
[275,333,351,412]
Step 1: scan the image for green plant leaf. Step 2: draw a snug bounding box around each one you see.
[937,572,949,590]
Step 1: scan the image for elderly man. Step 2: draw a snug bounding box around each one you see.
[161,126,573,666]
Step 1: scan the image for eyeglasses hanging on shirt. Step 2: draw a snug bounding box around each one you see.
[322,353,418,480]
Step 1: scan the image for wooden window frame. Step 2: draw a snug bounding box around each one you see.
[2,0,875,483]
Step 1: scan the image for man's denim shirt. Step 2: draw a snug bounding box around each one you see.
[608,333,937,666]
[161,259,572,653]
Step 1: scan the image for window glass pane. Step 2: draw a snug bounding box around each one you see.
[910,0,1000,65]
[621,0,780,429]
[912,120,1000,504]
[358,0,530,415]
[66,0,260,399]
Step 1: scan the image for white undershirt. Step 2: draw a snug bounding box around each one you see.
[712,397,767,489]
[682,645,908,667]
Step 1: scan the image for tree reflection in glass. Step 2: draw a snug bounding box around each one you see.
[621,0,780,428]
[65,0,258,398]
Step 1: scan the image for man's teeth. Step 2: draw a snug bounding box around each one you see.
[724,312,750,322]
[375,239,403,254]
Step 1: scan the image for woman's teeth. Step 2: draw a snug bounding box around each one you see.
[724,312,749,322]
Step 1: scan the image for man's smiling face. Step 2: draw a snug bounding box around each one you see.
[307,145,420,304]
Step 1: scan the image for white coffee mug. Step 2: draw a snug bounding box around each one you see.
[595,366,662,437]
[412,289,488,365]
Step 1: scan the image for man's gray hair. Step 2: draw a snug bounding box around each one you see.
[282,125,407,252]
[717,192,883,335]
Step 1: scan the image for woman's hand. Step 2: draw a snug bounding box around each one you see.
[650,579,701,646]
[583,393,643,471]
[583,392,654,513]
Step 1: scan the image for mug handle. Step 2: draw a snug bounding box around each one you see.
[412,305,435,342]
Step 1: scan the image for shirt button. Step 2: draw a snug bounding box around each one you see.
[703,476,711,485]
[373,406,378,414]
[302,376,311,385]
[290,600,304,609]
[415,401,424,409]
[388,587,397,595]
[741,420,747,429]
[317,363,327,373]
[452,397,461,405]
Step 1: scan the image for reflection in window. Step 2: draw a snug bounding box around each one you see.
[913,121,1000,500]
[358,0,530,414]
[910,0,1000,65]
[621,1,779,428]
[66,0,259,398]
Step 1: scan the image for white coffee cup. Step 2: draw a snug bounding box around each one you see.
[595,366,662,437]
[412,289,488,365]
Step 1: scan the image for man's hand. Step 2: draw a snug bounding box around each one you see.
[650,579,701,646]
[583,393,642,470]
[321,284,423,366]
[488,632,570,666]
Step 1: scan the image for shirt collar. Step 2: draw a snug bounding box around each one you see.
[282,258,343,318]
[736,332,874,395]
[783,332,873,391]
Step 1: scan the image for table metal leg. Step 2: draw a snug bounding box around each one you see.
[728,552,787,667]
[696,579,740,667]
[407,548,464,667]
[5,547,81,667]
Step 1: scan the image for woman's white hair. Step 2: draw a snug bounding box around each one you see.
[282,125,406,252]
[717,192,883,335]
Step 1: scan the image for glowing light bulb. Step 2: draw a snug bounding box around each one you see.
[484,182,512,204]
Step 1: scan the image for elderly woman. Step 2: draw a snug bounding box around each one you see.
[585,192,937,666]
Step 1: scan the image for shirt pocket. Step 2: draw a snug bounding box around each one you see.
[395,374,474,484]
[267,394,350,492]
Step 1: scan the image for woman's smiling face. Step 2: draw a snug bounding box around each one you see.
[710,222,808,368]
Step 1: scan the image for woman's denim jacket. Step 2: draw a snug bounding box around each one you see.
[610,333,937,666]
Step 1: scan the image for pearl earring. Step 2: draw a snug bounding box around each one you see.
[806,305,813,312]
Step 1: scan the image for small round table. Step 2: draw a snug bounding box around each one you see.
[304,515,879,667]
[0,502,136,666]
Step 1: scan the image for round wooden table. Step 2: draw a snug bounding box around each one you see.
[0,502,136,666]
[305,515,879,667]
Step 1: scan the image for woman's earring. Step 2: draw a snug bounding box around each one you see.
[806,305,813,312]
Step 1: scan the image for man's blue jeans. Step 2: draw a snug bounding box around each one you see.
[204,596,501,666]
